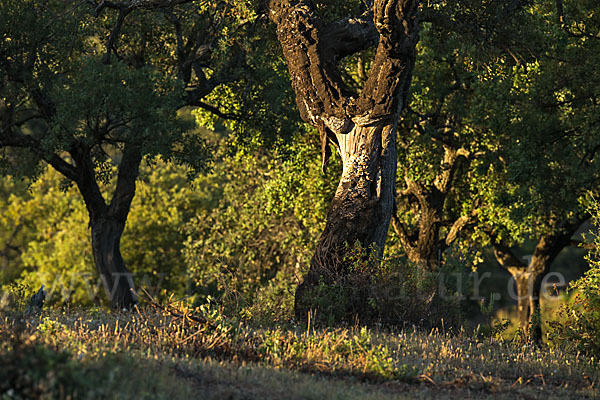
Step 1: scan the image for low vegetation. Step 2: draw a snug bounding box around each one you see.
[1,290,599,399]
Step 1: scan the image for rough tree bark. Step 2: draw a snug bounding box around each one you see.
[268,0,420,319]
[492,216,588,342]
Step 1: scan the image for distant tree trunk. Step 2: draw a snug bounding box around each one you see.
[391,145,473,271]
[72,142,141,309]
[492,216,588,342]
[268,0,420,319]
[513,271,532,334]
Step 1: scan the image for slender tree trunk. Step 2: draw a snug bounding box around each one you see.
[71,142,141,309]
[529,272,544,342]
[90,214,137,308]
[493,216,588,342]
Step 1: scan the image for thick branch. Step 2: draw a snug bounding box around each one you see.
[433,146,469,195]
[491,240,527,276]
[70,143,108,220]
[268,0,351,130]
[529,215,591,274]
[0,131,79,182]
[102,7,132,64]
[354,0,419,125]
[445,211,476,246]
[320,12,379,61]
[190,101,238,120]
[109,142,142,222]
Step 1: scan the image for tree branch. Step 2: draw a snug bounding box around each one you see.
[391,201,417,253]
[320,12,379,61]
[0,131,79,182]
[190,101,239,120]
[353,0,419,125]
[445,210,477,247]
[491,240,527,275]
[570,239,597,250]
[109,142,142,222]
[433,145,470,195]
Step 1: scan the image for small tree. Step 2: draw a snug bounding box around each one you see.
[0,1,223,307]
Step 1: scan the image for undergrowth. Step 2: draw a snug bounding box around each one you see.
[1,293,599,399]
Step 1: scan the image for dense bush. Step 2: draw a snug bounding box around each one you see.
[184,134,339,322]
[297,243,468,328]
[551,198,600,353]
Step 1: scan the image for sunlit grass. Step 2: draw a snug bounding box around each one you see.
[1,297,599,399]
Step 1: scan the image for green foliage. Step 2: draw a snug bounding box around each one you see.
[1,158,212,305]
[0,176,32,284]
[551,198,600,354]
[2,282,33,313]
[299,243,466,328]
[51,57,199,171]
[14,169,95,305]
[1,0,211,179]
[184,133,339,319]
[391,0,600,269]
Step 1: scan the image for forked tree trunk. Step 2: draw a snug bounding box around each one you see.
[496,247,551,343]
[493,216,587,342]
[72,142,141,309]
[392,145,473,272]
[269,0,419,320]
[90,215,137,308]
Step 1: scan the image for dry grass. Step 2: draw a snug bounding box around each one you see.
[1,297,599,399]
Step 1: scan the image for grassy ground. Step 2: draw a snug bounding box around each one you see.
[1,301,598,399]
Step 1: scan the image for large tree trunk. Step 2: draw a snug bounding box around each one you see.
[295,123,397,315]
[268,0,419,321]
[90,215,137,308]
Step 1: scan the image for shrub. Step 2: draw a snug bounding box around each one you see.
[184,135,338,319]
[550,198,600,354]
[297,242,467,328]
